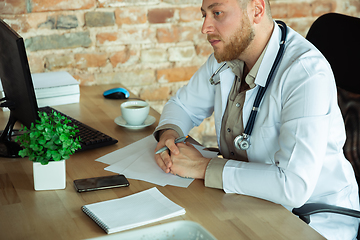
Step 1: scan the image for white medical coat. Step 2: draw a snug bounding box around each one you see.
[157,23,359,239]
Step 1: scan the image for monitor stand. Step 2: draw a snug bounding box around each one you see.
[0,109,22,158]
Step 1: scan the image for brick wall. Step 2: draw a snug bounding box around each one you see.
[1,0,360,147]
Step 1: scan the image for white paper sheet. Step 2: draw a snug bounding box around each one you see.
[96,135,155,165]
[97,135,218,188]
[106,146,193,187]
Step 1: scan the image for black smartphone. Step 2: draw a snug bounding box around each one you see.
[74,174,129,192]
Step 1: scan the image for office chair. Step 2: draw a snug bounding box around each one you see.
[292,12,360,235]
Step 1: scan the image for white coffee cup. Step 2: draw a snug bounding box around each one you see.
[120,100,150,126]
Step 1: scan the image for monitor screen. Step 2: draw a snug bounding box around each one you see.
[0,18,39,157]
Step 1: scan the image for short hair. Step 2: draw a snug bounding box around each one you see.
[238,0,272,19]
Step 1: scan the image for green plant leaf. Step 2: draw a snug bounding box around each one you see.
[15,110,81,163]
[52,152,62,161]
[59,134,68,142]
[18,149,28,158]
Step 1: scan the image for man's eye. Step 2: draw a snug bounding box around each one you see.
[214,11,222,16]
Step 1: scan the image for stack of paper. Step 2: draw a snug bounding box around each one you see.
[96,135,218,188]
[0,71,80,111]
[82,187,186,234]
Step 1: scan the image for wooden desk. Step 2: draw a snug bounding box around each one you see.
[0,84,324,240]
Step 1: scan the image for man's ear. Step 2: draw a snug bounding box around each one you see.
[252,0,266,24]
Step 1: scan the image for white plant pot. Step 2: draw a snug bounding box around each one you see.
[33,160,66,191]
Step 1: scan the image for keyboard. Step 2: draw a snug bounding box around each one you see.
[39,106,118,152]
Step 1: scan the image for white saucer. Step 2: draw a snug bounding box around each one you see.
[114,115,156,129]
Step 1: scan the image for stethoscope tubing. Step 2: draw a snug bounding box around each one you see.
[208,21,287,150]
[244,20,287,136]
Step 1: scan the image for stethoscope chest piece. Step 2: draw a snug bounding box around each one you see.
[234,134,250,150]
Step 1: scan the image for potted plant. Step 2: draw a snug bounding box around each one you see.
[16,110,81,191]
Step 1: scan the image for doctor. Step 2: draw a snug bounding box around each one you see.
[154,0,359,239]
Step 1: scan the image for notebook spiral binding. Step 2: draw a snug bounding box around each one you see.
[81,206,110,233]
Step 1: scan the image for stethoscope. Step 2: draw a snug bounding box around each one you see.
[209,20,287,150]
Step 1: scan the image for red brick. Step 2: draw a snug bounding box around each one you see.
[0,0,27,14]
[45,54,74,70]
[347,0,360,13]
[141,49,167,63]
[109,48,137,67]
[110,51,129,67]
[31,0,96,12]
[97,28,156,45]
[75,53,108,69]
[95,70,155,86]
[115,8,147,26]
[0,16,31,33]
[287,2,312,18]
[148,8,175,24]
[73,73,95,86]
[287,18,316,37]
[271,3,289,19]
[180,7,202,22]
[271,1,341,19]
[195,43,213,57]
[96,32,118,45]
[157,66,199,82]
[98,0,158,8]
[28,54,45,73]
[140,86,171,101]
[179,25,206,42]
[156,26,180,43]
[85,12,115,27]
[4,13,57,32]
[311,1,337,17]
[168,46,196,61]
[120,28,156,44]
[27,13,52,30]
[271,2,315,19]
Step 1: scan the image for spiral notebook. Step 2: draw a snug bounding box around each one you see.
[81,187,186,234]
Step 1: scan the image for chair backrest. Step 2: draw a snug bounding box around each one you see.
[306,13,360,182]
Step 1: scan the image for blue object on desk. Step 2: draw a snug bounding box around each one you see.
[103,88,130,99]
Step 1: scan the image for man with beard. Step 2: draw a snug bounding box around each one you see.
[153,0,359,239]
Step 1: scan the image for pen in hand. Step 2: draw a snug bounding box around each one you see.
[155,136,189,154]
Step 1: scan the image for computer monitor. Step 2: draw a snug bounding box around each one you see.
[0,18,39,157]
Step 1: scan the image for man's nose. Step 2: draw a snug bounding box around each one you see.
[201,16,214,34]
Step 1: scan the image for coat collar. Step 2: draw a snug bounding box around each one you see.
[255,21,283,87]
[215,21,283,113]
[218,20,282,89]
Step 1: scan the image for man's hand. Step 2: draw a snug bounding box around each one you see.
[170,142,211,179]
[154,129,180,173]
